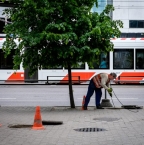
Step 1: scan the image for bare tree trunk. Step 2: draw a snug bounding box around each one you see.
[67,63,75,108]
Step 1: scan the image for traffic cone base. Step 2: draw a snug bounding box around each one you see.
[32,126,44,130]
[32,106,45,130]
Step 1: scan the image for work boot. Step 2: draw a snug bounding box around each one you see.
[97,106,104,109]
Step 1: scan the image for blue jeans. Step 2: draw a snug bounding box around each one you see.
[84,79,102,107]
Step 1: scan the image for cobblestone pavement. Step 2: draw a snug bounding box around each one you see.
[0,106,144,145]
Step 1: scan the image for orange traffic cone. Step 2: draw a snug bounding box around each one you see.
[81,95,86,110]
[32,106,45,130]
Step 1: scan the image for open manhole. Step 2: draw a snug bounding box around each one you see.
[8,125,32,128]
[42,120,63,125]
[74,128,107,132]
[93,117,121,122]
[8,121,63,128]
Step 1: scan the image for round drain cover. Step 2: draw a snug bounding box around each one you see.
[93,117,121,122]
[74,128,107,132]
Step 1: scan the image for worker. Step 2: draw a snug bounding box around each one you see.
[83,72,117,110]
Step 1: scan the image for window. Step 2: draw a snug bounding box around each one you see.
[120,33,144,38]
[136,49,144,69]
[42,66,63,69]
[0,49,19,69]
[89,53,109,69]
[65,62,85,69]
[91,0,107,14]
[129,20,144,28]
[0,18,5,33]
[113,49,134,69]
[43,62,85,70]
[120,33,127,38]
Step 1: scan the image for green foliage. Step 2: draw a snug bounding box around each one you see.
[2,0,123,74]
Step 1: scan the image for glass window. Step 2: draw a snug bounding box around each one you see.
[91,0,107,14]
[65,62,85,69]
[136,49,144,69]
[43,62,85,69]
[0,49,19,69]
[71,62,85,69]
[129,20,144,28]
[113,49,134,69]
[7,18,11,24]
[42,66,63,69]
[89,53,109,69]
[0,18,5,33]
[138,21,144,28]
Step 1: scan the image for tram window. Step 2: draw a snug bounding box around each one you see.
[65,62,85,69]
[43,62,85,69]
[136,49,144,69]
[0,49,19,69]
[0,18,5,33]
[113,49,134,69]
[89,53,109,69]
[42,66,63,69]
[71,62,85,69]
[6,18,11,24]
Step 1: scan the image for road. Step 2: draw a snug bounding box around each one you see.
[0,85,144,107]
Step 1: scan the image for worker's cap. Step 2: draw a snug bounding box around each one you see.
[110,72,117,79]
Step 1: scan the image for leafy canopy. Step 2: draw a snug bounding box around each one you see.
[2,0,123,74]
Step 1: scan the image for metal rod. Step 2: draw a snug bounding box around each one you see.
[105,89,107,99]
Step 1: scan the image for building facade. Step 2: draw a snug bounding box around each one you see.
[113,0,144,33]
[92,0,144,37]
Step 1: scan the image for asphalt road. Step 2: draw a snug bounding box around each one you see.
[0,85,144,107]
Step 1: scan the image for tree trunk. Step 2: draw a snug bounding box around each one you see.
[68,63,75,108]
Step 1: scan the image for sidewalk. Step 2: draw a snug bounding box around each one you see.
[0,106,144,145]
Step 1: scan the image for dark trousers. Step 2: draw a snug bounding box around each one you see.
[84,79,102,107]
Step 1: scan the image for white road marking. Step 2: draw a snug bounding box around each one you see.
[0,98,16,99]
[0,99,67,101]
[77,98,138,100]
[112,98,138,100]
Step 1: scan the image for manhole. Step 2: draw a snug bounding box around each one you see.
[8,125,32,128]
[8,121,63,128]
[93,117,121,122]
[74,128,107,132]
[42,120,63,125]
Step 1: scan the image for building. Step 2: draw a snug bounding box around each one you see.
[92,0,144,37]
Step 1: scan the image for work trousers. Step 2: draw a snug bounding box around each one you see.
[84,79,102,107]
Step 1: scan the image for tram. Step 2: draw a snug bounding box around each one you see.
[0,37,144,84]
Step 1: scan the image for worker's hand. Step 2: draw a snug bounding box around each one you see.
[107,88,113,93]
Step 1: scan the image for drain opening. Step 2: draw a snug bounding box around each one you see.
[74,128,107,132]
[8,120,63,128]
[42,120,63,125]
[8,125,32,128]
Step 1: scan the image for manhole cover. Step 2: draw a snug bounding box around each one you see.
[93,117,121,122]
[74,128,107,132]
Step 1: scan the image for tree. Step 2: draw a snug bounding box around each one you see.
[2,0,123,108]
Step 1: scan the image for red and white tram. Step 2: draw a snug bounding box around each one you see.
[0,37,144,84]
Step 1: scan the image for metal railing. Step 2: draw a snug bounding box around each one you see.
[46,76,81,84]
[115,76,144,84]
